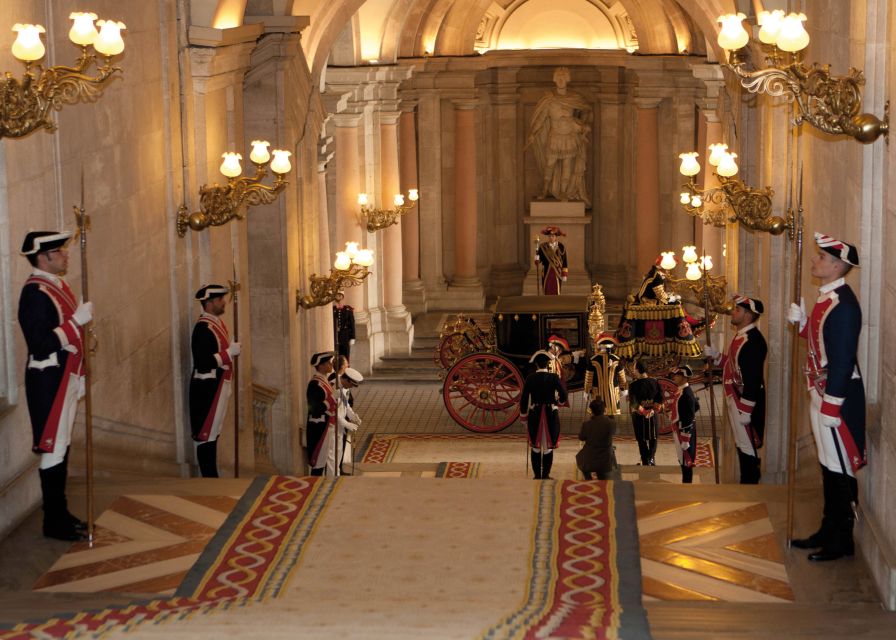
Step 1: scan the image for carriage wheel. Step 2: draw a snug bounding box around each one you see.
[443,353,524,433]
[656,378,681,435]
[435,331,475,370]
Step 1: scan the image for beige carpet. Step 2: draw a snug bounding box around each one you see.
[358,433,713,480]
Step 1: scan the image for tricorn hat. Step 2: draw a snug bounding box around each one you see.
[310,351,335,367]
[815,232,859,267]
[547,334,570,351]
[20,230,72,256]
[672,364,693,378]
[529,349,555,364]
[733,295,764,316]
[540,225,565,236]
[595,331,618,346]
[342,367,364,384]
[195,284,230,302]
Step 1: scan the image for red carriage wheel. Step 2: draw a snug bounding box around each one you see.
[435,331,475,370]
[443,353,524,433]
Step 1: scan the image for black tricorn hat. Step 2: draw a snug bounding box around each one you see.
[195,284,229,301]
[20,230,72,256]
[815,232,859,267]
[310,351,335,367]
[733,295,764,315]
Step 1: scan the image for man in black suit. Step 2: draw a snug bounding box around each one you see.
[628,360,662,465]
[520,351,568,479]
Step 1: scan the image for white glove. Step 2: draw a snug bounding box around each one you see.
[821,414,841,428]
[703,345,720,361]
[562,276,567,282]
[667,293,681,303]
[737,412,751,426]
[621,390,629,399]
[534,254,540,261]
[72,300,93,326]
[344,422,359,432]
[349,339,356,346]
[680,437,691,451]
[787,298,807,327]
[227,341,242,357]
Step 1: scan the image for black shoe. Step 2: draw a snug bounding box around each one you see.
[791,532,824,550]
[44,525,87,542]
[808,546,854,562]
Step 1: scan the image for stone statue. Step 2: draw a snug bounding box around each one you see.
[527,67,592,206]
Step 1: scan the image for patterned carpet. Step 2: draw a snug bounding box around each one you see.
[4,476,653,639]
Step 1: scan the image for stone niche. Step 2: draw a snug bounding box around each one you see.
[522,200,592,295]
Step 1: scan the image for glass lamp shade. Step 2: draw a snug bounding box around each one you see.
[270,149,291,174]
[408,188,419,201]
[685,262,703,281]
[344,241,360,260]
[357,193,369,207]
[717,152,739,177]
[393,194,405,207]
[692,195,703,208]
[355,249,375,267]
[94,20,125,56]
[333,252,352,271]
[717,13,749,50]
[69,12,98,46]
[680,192,691,205]
[679,152,701,177]
[681,245,699,264]
[659,251,677,270]
[707,143,728,167]
[757,9,785,45]
[249,140,271,165]
[701,255,714,271]
[11,24,45,61]
[778,13,810,52]
[219,152,243,178]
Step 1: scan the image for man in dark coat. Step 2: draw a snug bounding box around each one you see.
[576,398,617,480]
[535,226,568,295]
[190,284,240,478]
[706,295,768,484]
[18,230,93,541]
[333,303,355,360]
[520,351,568,479]
[628,360,663,465]
[306,351,337,475]
[789,232,866,561]
[670,366,699,484]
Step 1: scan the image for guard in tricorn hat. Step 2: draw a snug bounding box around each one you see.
[18,230,93,541]
[788,233,866,561]
[190,284,240,477]
[520,350,567,479]
[535,226,568,294]
[584,332,624,416]
[704,294,768,484]
[669,365,699,484]
[307,351,337,475]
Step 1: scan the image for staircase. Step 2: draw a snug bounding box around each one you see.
[370,334,443,382]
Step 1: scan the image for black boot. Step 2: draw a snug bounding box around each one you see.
[681,465,693,484]
[196,441,219,478]
[809,472,856,561]
[60,449,86,532]
[542,451,554,480]
[647,438,657,466]
[531,451,542,479]
[40,464,84,542]
[793,465,835,549]
[737,450,761,484]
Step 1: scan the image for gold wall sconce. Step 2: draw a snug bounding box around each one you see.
[177,141,291,236]
[664,246,731,316]
[717,11,888,144]
[1,13,126,138]
[296,242,375,310]
[358,189,419,232]
[678,145,790,236]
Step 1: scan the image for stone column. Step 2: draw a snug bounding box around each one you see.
[442,98,484,308]
[399,103,426,313]
[634,99,662,273]
[380,113,413,352]
[332,113,371,371]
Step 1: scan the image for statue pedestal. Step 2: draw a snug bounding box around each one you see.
[523,201,592,296]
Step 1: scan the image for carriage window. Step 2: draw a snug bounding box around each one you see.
[495,314,540,357]
[545,317,581,348]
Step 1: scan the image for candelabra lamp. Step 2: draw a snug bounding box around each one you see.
[665,246,731,316]
[678,144,790,236]
[296,242,375,310]
[177,141,291,236]
[717,11,888,144]
[359,189,419,232]
[1,13,126,139]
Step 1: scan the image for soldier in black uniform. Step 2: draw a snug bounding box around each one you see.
[670,365,699,484]
[18,230,93,541]
[333,303,356,360]
[190,284,240,478]
[520,351,568,479]
[628,360,662,465]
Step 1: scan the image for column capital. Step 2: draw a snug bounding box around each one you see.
[378,111,402,126]
[332,112,363,128]
[399,99,419,112]
[451,98,479,111]
[633,97,663,110]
